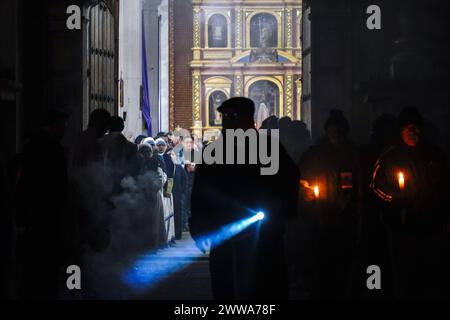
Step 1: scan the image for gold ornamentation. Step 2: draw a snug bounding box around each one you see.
[236,8,242,48]
[244,76,284,117]
[286,8,293,49]
[286,74,293,118]
[234,74,243,96]
[296,79,302,120]
[193,8,201,48]
[192,73,201,121]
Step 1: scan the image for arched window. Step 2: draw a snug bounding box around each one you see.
[208,91,227,126]
[208,14,228,48]
[250,13,278,48]
[249,80,279,128]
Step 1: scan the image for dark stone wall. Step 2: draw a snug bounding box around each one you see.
[306,0,450,151]
[20,0,85,147]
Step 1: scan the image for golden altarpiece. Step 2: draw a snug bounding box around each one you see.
[190,0,302,138]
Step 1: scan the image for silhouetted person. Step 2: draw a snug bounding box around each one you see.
[68,109,112,296]
[286,120,311,166]
[356,113,398,299]
[278,116,291,149]
[100,116,137,194]
[190,97,299,299]
[298,109,361,299]
[370,106,450,299]
[260,115,278,131]
[282,120,311,298]
[70,109,111,172]
[15,109,69,299]
[101,116,137,163]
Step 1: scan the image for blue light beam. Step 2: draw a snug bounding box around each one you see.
[122,211,265,291]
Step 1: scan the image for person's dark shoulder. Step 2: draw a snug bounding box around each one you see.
[343,140,361,160]
[376,143,399,161]
[299,142,321,164]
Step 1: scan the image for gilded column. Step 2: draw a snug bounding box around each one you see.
[286,74,294,118]
[286,7,293,52]
[234,73,243,97]
[235,7,243,52]
[192,71,202,137]
[192,71,202,122]
[296,79,302,120]
[193,7,201,60]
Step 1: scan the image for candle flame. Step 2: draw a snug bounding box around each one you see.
[398,172,405,190]
[313,185,320,199]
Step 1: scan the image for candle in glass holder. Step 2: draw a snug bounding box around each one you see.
[398,172,405,190]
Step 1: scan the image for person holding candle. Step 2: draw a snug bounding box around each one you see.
[298,109,362,299]
[370,106,450,299]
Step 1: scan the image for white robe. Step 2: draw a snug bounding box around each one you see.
[256,103,270,129]
[159,170,175,243]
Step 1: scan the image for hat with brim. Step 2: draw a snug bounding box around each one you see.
[217,97,255,116]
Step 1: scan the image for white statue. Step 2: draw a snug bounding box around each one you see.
[256,102,270,129]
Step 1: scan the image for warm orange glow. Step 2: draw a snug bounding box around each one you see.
[314,185,320,199]
[398,172,405,190]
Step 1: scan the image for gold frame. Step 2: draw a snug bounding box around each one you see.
[204,10,232,49]
[205,88,230,129]
[244,76,284,117]
[245,10,283,49]
[204,76,232,129]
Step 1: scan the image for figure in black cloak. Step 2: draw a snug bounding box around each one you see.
[67,109,112,297]
[190,97,299,300]
[370,106,450,299]
[100,116,137,195]
[355,113,398,299]
[298,109,361,299]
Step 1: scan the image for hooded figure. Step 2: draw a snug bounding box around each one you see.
[298,109,361,299]
[370,106,450,299]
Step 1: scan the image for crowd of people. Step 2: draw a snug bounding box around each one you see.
[9,98,450,300]
[13,109,207,298]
